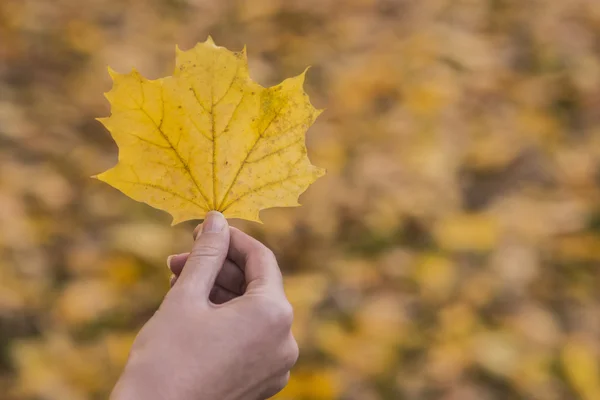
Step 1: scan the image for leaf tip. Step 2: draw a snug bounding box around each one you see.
[298,67,310,83]
[129,66,141,77]
[205,35,216,46]
[91,172,109,182]
[107,66,119,80]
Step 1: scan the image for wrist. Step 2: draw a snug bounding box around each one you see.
[111,357,165,400]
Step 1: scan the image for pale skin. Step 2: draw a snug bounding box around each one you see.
[111,211,298,400]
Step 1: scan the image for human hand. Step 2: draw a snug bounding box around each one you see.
[166,221,247,304]
[111,211,298,400]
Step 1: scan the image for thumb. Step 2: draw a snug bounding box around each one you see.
[177,211,230,297]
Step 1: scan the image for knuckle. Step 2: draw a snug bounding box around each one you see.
[281,339,299,370]
[192,224,202,239]
[187,244,221,262]
[259,246,277,264]
[280,302,294,328]
[269,373,290,396]
[278,372,291,390]
[262,300,294,330]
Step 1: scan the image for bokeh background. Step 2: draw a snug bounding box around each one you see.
[1,0,600,399]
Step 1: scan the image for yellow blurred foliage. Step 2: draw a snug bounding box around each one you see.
[276,368,341,400]
[434,214,499,252]
[54,280,119,325]
[562,337,600,400]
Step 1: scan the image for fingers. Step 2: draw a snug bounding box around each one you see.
[169,252,245,295]
[193,224,202,240]
[209,285,239,304]
[228,227,285,298]
[170,275,239,304]
[169,223,285,302]
[176,211,230,298]
[167,253,189,275]
[215,258,246,294]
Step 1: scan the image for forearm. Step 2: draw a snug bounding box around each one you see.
[111,354,218,400]
[111,360,174,400]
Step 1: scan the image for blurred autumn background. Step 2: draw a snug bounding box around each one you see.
[1,0,600,399]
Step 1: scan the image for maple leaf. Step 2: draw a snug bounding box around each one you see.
[95,37,325,224]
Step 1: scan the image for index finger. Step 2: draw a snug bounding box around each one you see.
[228,227,284,297]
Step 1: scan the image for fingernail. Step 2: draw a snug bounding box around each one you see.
[166,255,174,269]
[202,211,226,233]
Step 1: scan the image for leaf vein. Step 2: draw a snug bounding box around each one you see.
[213,62,241,107]
[211,59,218,209]
[135,87,211,209]
[217,92,246,138]
[246,138,303,164]
[125,131,172,149]
[122,180,207,210]
[221,162,310,212]
[216,107,284,210]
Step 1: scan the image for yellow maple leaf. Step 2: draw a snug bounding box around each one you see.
[95,37,325,224]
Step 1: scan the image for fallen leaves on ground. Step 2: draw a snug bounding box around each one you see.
[1,0,600,399]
